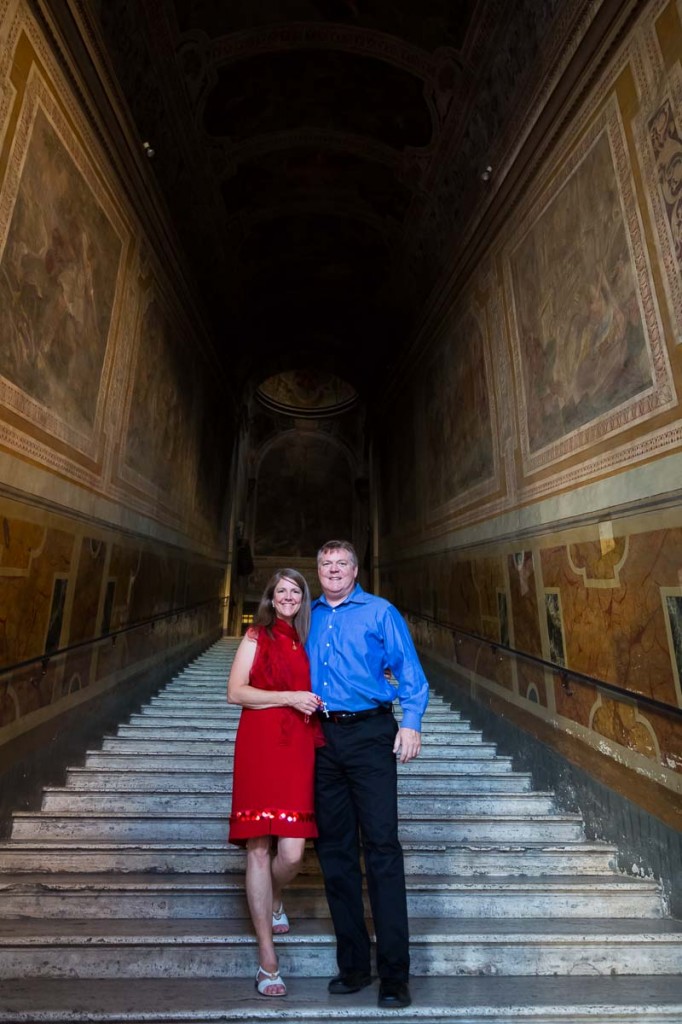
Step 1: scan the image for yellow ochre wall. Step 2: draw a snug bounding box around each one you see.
[379,0,682,796]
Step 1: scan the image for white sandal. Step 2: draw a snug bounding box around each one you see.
[255,964,286,997]
[272,902,290,934]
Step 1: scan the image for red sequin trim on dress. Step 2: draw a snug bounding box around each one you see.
[230,808,316,824]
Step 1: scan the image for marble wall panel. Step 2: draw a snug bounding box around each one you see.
[472,556,506,641]
[0,497,226,735]
[0,521,73,667]
[508,552,548,706]
[541,530,682,706]
[390,511,682,786]
[69,538,106,643]
[108,544,144,632]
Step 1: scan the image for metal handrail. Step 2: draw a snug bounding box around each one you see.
[0,597,227,677]
[404,607,682,723]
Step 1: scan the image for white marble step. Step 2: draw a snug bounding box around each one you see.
[134,709,464,729]
[95,740,507,765]
[3,973,682,1023]
[103,734,501,756]
[9,811,586,843]
[1,918,681,979]
[61,767,532,793]
[149,694,458,712]
[0,873,663,921]
[85,748,516,771]
[113,723,486,746]
[0,840,618,876]
[39,790,555,817]
[1,637,676,1019]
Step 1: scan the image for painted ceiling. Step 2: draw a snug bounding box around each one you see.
[87,0,597,399]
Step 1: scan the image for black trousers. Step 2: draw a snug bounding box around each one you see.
[314,712,409,981]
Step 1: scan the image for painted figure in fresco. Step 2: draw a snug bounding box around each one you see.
[511,129,654,453]
[0,111,120,432]
[227,569,323,998]
[556,265,629,408]
[307,539,429,1010]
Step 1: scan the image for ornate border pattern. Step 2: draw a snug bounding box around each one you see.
[505,95,675,476]
[0,63,127,460]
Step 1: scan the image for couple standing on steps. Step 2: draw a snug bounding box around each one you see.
[227,539,429,1010]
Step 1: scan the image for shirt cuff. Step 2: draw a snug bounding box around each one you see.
[399,711,422,732]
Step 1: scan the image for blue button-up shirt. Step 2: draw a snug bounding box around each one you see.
[307,584,429,731]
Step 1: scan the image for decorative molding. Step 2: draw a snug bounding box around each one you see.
[0,63,128,463]
[207,23,442,80]
[633,4,682,345]
[567,536,630,588]
[505,95,676,476]
[211,128,412,176]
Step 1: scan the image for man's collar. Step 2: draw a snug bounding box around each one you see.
[313,583,366,608]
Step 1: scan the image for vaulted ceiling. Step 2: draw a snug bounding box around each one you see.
[65,0,620,398]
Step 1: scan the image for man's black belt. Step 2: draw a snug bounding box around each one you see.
[322,704,392,725]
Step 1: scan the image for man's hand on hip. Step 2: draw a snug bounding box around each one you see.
[393,727,421,763]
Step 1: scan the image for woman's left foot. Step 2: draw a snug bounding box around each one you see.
[256,965,287,997]
[272,903,290,934]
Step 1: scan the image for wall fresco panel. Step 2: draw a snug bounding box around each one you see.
[421,307,496,514]
[0,105,122,434]
[506,100,675,473]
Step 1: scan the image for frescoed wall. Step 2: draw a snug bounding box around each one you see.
[0,494,226,742]
[0,106,122,437]
[0,3,234,743]
[378,0,682,795]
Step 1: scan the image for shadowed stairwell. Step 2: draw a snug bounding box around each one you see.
[0,638,680,1022]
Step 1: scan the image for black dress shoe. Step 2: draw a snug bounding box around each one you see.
[378,979,412,1008]
[328,970,372,994]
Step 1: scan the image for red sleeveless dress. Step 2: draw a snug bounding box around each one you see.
[228,620,322,845]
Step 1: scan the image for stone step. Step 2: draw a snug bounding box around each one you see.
[134,709,466,729]
[150,693,457,709]
[3,974,682,1022]
[0,917,680,979]
[10,811,586,843]
[0,874,663,920]
[114,723,487,745]
[85,748,515,771]
[39,790,556,816]
[62,767,532,794]
[103,733,502,756]
[0,840,618,876]
[93,745,503,770]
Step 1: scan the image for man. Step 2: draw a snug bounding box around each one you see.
[307,539,429,1010]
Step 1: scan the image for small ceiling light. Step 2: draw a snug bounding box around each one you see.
[142,141,155,159]
[481,165,492,182]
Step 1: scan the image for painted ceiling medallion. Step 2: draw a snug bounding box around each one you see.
[257,369,357,417]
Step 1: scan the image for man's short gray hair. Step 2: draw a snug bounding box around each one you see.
[317,539,358,567]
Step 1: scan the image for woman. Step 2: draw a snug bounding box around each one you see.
[227,569,322,997]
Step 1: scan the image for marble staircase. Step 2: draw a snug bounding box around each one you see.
[0,636,681,1022]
